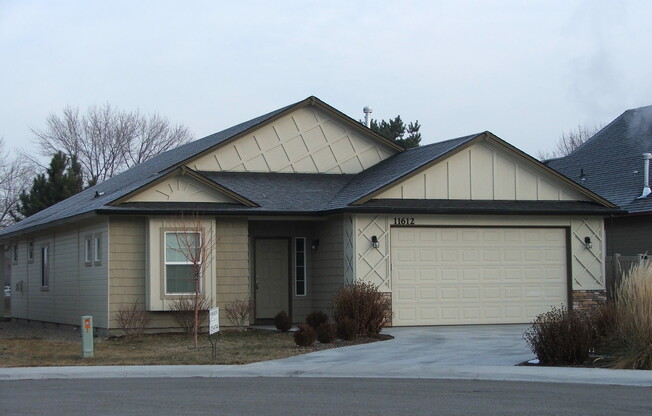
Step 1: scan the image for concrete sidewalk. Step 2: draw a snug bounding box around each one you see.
[1,325,651,386]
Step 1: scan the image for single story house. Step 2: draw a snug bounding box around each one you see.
[546,105,652,294]
[0,96,619,334]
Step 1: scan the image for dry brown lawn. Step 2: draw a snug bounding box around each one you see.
[0,331,320,367]
[0,329,389,368]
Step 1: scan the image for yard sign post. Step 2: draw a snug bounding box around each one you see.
[208,307,219,358]
[81,315,93,358]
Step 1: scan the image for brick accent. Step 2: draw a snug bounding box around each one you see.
[381,292,393,327]
[572,290,607,312]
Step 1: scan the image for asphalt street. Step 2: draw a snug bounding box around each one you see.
[1,377,650,416]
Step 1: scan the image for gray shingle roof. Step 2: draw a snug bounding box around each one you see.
[546,105,652,213]
[0,100,298,236]
[0,99,621,240]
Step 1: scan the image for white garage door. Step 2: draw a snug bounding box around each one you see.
[391,227,568,326]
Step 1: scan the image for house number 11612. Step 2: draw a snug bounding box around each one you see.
[393,217,415,225]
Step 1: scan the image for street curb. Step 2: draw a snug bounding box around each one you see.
[1,364,651,387]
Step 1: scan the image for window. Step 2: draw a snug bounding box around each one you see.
[27,241,34,263]
[41,245,49,288]
[164,231,201,294]
[84,236,92,265]
[295,237,306,296]
[12,244,18,264]
[93,233,102,264]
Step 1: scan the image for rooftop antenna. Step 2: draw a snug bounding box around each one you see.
[363,106,373,128]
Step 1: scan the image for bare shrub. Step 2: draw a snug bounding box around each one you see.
[274,310,292,332]
[336,317,358,341]
[524,306,595,365]
[170,295,212,335]
[316,323,336,344]
[306,310,329,329]
[224,298,253,331]
[115,301,151,338]
[332,282,391,337]
[607,263,652,369]
[293,323,316,347]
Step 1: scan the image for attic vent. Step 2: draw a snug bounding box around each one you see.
[94,191,105,198]
[363,106,373,128]
[637,153,652,199]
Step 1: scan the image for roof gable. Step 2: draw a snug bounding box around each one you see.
[187,100,401,174]
[120,169,246,204]
[375,138,590,201]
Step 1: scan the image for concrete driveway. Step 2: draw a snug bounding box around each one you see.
[253,324,534,368]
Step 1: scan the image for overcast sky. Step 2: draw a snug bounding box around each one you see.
[1,0,651,161]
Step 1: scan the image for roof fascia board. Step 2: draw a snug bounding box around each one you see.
[109,166,259,207]
[352,133,484,205]
[0,211,99,242]
[483,132,618,208]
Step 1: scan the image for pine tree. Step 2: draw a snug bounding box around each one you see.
[368,116,422,149]
[17,152,84,218]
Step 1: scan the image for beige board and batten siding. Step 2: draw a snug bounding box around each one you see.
[214,218,250,327]
[188,107,397,174]
[311,216,346,316]
[10,220,109,328]
[375,141,588,201]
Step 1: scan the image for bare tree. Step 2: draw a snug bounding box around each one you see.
[33,104,193,185]
[168,215,216,348]
[0,138,34,228]
[537,124,603,160]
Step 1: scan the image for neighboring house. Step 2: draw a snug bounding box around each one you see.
[0,96,619,334]
[546,105,652,294]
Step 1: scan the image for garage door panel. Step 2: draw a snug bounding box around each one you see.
[391,227,567,326]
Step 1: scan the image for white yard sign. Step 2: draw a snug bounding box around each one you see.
[209,308,219,334]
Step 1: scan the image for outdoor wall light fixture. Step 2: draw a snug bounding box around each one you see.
[311,239,320,251]
[371,235,380,249]
[584,237,592,249]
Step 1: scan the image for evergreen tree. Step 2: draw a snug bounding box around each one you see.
[17,152,84,218]
[368,116,422,149]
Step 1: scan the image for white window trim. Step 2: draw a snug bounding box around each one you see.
[295,237,307,296]
[164,231,202,295]
[12,244,18,264]
[93,233,102,265]
[84,236,92,265]
[41,245,49,289]
[27,240,34,263]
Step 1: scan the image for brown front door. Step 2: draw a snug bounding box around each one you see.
[254,239,289,320]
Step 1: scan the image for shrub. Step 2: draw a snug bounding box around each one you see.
[224,298,253,331]
[170,295,212,335]
[336,317,358,341]
[607,263,652,369]
[316,323,336,343]
[274,310,292,332]
[306,310,329,329]
[523,306,595,365]
[115,300,151,338]
[332,282,391,337]
[293,323,317,347]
